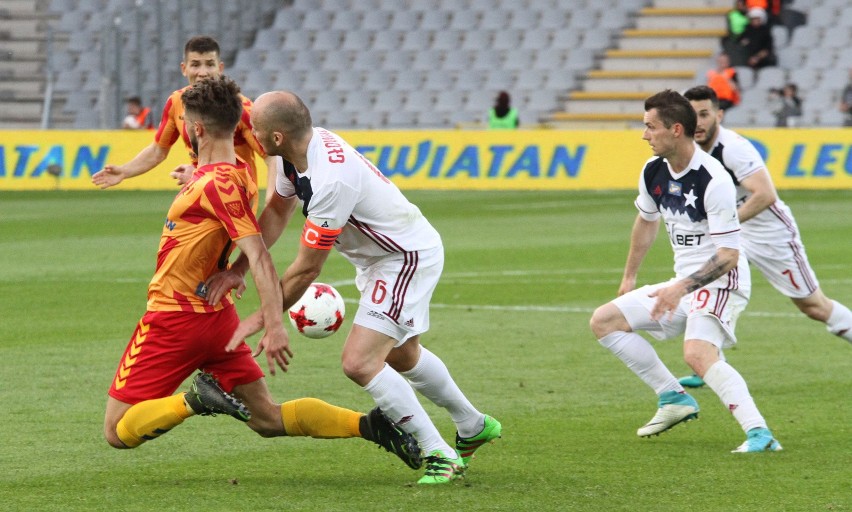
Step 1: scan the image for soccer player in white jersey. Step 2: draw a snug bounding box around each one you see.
[673,85,852,388]
[205,91,501,485]
[590,90,781,453]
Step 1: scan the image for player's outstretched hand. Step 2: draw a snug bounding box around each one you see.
[170,164,196,185]
[256,325,293,375]
[92,165,125,189]
[226,311,265,351]
[206,270,246,306]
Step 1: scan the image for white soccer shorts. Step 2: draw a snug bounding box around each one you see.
[613,278,749,349]
[743,238,820,299]
[353,246,443,346]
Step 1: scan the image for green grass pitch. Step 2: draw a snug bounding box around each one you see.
[0,190,849,511]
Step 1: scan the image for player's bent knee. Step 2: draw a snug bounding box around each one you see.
[103,427,130,449]
[590,304,620,338]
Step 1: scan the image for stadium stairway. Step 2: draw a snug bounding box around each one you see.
[0,0,62,128]
[548,0,729,129]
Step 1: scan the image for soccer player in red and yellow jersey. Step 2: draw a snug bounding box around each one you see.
[92,36,278,206]
[102,76,422,473]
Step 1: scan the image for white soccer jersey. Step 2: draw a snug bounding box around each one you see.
[634,144,749,292]
[276,127,442,267]
[709,125,801,245]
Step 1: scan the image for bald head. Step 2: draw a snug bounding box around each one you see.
[253,91,313,139]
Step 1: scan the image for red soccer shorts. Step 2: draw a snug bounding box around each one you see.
[108,305,264,404]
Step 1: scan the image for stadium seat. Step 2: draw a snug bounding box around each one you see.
[393,70,426,91]
[754,68,787,90]
[520,29,552,50]
[433,90,468,112]
[359,9,391,31]
[334,70,367,92]
[331,10,362,30]
[385,110,417,128]
[390,10,421,31]
[312,30,344,51]
[479,9,510,30]
[373,90,407,112]
[341,91,374,113]
[720,107,751,127]
[448,10,480,31]
[415,110,449,128]
[442,51,473,72]
[431,30,466,51]
[510,10,541,30]
[419,10,450,30]
[350,51,384,71]
[361,70,395,91]
[301,10,331,31]
[491,29,525,51]
[400,31,432,51]
[341,31,373,51]
[371,30,404,51]
[461,30,495,50]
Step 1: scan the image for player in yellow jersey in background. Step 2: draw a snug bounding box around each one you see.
[92,36,279,207]
[102,76,422,473]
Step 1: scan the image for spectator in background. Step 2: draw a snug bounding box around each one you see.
[487,91,519,129]
[840,68,852,127]
[738,8,777,71]
[706,53,741,110]
[722,0,749,65]
[121,96,152,130]
[769,83,802,127]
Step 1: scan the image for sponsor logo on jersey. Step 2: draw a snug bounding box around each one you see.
[165,219,176,231]
[667,180,682,196]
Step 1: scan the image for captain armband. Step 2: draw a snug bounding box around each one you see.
[301,219,341,250]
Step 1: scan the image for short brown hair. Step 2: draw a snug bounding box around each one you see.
[683,85,720,110]
[644,89,697,137]
[181,75,242,138]
[184,36,220,58]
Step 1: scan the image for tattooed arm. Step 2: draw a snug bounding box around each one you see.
[649,247,739,320]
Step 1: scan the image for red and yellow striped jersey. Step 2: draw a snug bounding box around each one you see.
[147,160,260,313]
[153,86,266,185]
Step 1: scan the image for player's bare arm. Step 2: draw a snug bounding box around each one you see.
[206,193,298,305]
[736,169,778,223]
[233,234,292,375]
[650,247,739,320]
[619,215,659,296]
[226,240,330,354]
[92,143,170,189]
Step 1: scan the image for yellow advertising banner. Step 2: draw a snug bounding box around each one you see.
[1,128,850,191]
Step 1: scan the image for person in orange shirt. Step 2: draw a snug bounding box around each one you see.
[102,76,422,472]
[121,96,152,129]
[93,36,278,206]
[706,53,741,110]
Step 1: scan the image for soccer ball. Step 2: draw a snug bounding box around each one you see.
[288,283,346,339]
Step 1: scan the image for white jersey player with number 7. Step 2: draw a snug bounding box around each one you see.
[674,86,852,389]
[205,91,501,485]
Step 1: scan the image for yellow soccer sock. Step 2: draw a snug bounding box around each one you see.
[116,393,193,448]
[281,398,362,439]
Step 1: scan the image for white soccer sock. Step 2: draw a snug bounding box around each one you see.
[826,300,852,343]
[703,361,767,433]
[598,331,682,395]
[400,347,484,438]
[363,363,455,457]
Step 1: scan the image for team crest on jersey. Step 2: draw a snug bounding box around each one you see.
[668,180,683,196]
[225,201,245,218]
